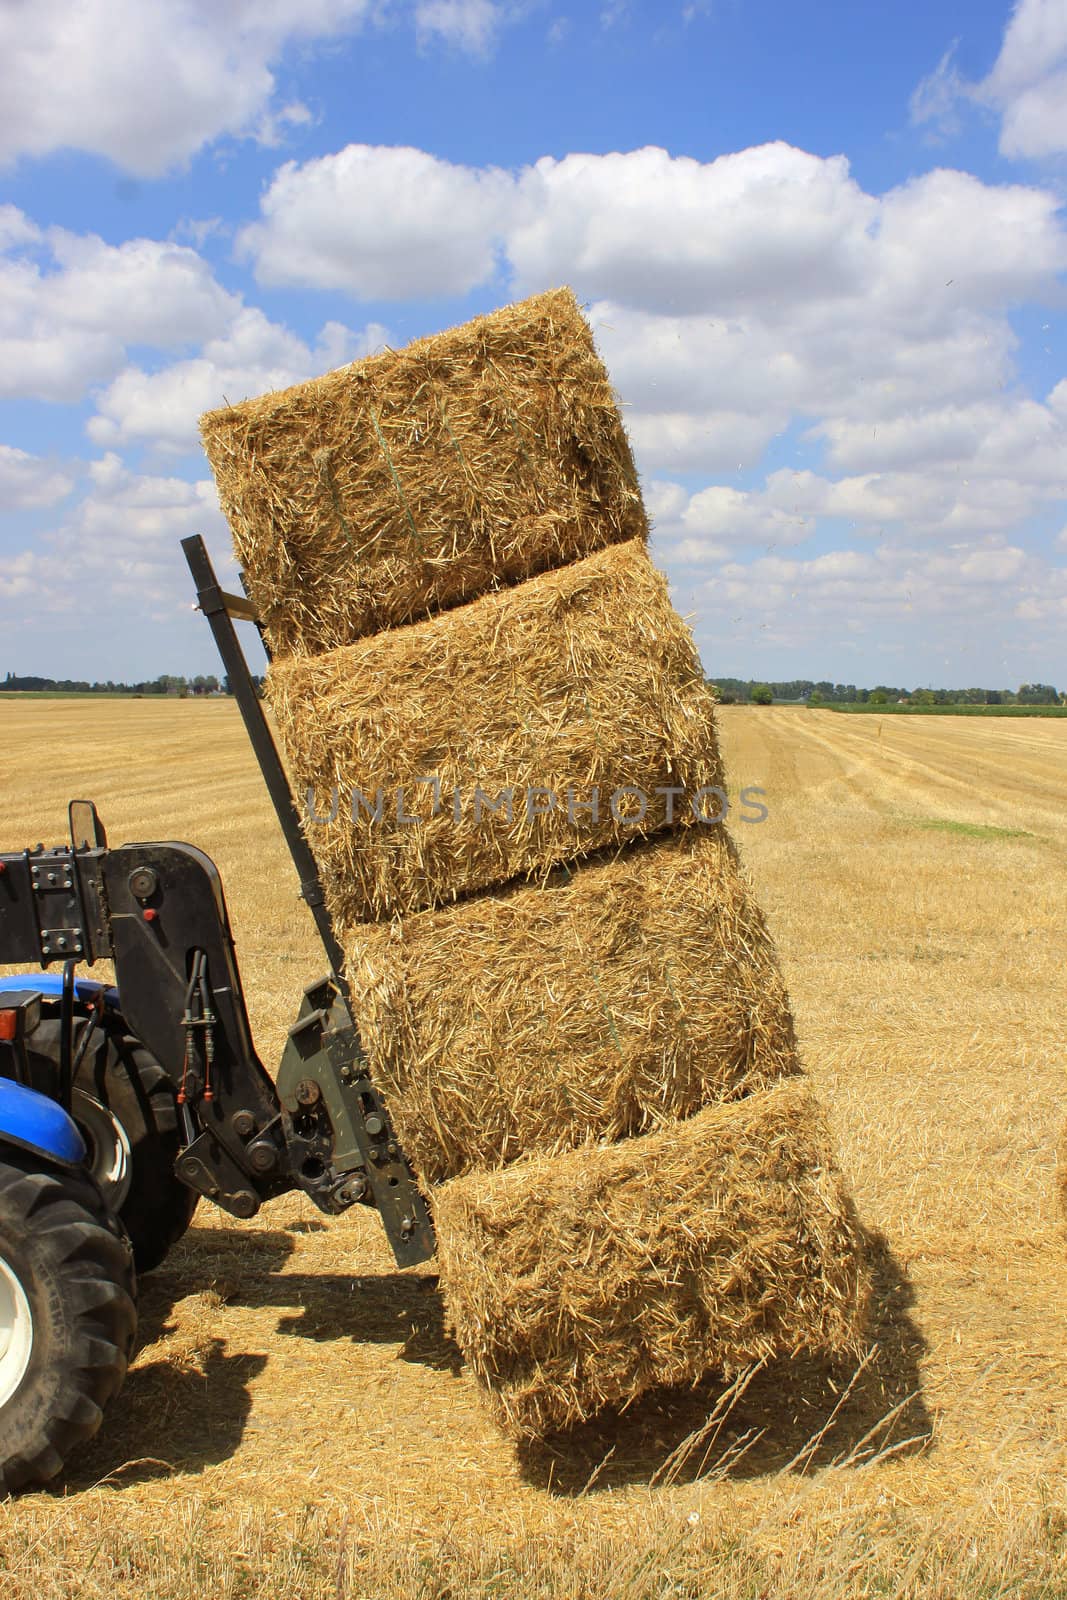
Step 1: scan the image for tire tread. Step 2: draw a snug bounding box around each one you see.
[0,1160,137,1494]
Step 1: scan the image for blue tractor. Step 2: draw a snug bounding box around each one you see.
[0,539,434,1490]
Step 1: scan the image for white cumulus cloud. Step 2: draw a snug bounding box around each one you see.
[2,132,1065,683]
[237,141,1067,499]
[240,145,516,298]
[649,482,814,564]
[691,532,1061,681]
[980,0,1067,159]
[0,446,76,511]
[242,140,1066,319]
[509,144,877,313]
[913,0,1067,161]
[0,213,240,402]
[90,312,390,452]
[415,0,503,55]
[0,1,512,177]
[0,455,232,627]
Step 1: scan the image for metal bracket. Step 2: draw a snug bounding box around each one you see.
[175,1130,261,1218]
[195,578,260,623]
[26,848,91,965]
[182,537,435,1263]
[39,928,85,960]
[276,978,435,1267]
[31,861,74,893]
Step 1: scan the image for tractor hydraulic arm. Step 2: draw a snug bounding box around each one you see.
[0,804,433,1266]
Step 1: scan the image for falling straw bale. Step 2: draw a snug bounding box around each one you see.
[270,540,722,923]
[345,827,801,1184]
[201,288,646,658]
[434,1080,871,1440]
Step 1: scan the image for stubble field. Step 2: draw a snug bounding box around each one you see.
[0,698,1064,1598]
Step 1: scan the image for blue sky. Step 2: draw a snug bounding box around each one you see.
[1,0,1065,688]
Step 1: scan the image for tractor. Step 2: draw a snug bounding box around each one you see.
[0,537,433,1491]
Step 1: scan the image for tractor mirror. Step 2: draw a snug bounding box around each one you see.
[69,799,108,851]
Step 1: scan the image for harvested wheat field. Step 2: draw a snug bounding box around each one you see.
[0,698,1065,1600]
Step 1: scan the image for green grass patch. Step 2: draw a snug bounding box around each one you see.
[823,703,1067,716]
[908,817,1034,841]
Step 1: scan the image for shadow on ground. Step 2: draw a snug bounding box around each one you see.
[57,1222,928,1495]
[57,1342,271,1493]
[151,1220,459,1370]
[517,1231,931,1494]
[52,1226,299,1491]
[54,1221,459,1492]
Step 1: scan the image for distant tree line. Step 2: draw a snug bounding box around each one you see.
[3,669,1059,707]
[710,678,1062,706]
[0,671,268,696]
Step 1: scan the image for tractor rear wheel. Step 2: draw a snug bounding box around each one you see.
[29,1020,198,1274]
[0,1157,137,1493]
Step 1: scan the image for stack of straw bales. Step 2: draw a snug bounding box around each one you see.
[202,287,870,1438]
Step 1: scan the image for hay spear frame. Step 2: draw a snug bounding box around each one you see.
[181,533,348,989]
[180,532,435,1265]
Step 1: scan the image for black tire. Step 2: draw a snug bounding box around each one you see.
[0,1158,137,1493]
[29,1019,198,1274]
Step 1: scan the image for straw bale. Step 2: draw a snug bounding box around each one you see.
[434,1081,871,1439]
[345,827,801,1184]
[1057,1116,1067,1219]
[201,288,646,658]
[270,540,722,922]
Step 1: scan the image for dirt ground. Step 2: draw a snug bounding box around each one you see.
[0,699,1064,1598]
